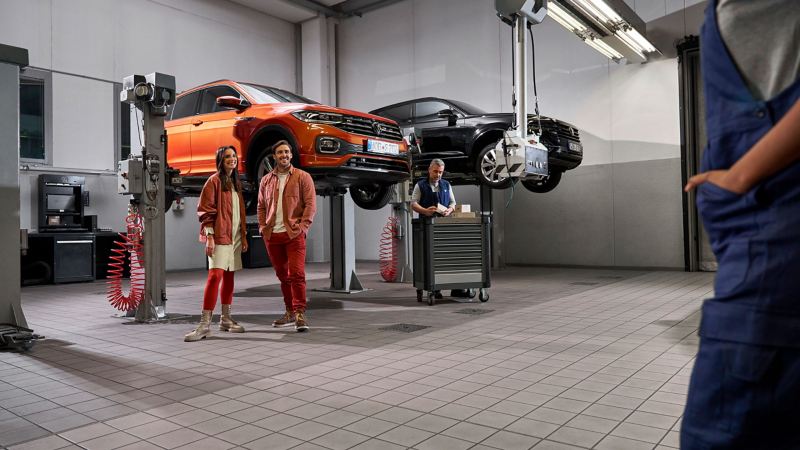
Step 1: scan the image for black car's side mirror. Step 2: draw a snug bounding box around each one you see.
[217,96,250,110]
[407,133,421,155]
[436,109,457,126]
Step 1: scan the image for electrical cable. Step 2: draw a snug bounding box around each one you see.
[529,26,542,135]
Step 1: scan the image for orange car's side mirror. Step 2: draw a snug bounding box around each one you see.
[217,96,250,110]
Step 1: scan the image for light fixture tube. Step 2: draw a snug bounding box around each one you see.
[586,38,623,59]
[614,29,646,58]
[624,27,657,53]
[548,2,588,32]
[584,0,622,22]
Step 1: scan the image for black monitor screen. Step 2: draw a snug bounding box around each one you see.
[47,194,76,212]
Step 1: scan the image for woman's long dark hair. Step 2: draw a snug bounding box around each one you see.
[216,146,242,192]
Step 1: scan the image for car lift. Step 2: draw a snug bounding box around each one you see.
[117,73,177,322]
[494,0,551,183]
[317,192,367,293]
[0,44,43,350]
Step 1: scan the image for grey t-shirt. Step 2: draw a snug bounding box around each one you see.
[717,0,800,101]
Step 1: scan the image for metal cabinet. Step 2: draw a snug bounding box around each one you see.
[412,216,491,305]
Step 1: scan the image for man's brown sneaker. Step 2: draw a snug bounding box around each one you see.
[295,311,309,332]
[272,311,295,328]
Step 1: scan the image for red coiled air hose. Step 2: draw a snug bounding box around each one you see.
[107,210,146,311]
[379,216,399,282]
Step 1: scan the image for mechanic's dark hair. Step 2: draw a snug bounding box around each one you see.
[216,146,242,192]
[272,139,292,154]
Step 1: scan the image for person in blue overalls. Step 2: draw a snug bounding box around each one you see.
[411,158,456,299]
[681,1,800,448]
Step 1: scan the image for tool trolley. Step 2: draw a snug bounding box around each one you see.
[412,215,491,306]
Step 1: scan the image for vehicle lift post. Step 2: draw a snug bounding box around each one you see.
[390,181,413,283]
[0,44,41,350]
[118,73,176,322]
[316,192,366,293]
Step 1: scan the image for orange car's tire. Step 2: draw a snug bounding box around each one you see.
[350,184,393,210]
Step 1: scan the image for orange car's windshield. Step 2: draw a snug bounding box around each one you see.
[238,83,319,105]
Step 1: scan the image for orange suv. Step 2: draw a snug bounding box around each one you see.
[165,80,409,210]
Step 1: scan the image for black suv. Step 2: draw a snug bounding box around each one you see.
[370,97,583,192]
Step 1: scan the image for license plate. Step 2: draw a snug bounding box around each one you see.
[367,140,399,155]
[569,142,582,153]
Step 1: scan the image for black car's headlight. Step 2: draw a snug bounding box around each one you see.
[292,110,343,124]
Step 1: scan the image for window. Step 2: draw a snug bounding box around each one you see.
[20,78,45,160]
[198,86,242,114]
[373,104,412,123]
[414,101,454,122]
[239,83,290,105]
[170,90,201,120]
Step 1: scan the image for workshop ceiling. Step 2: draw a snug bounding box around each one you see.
[228,0,405,23]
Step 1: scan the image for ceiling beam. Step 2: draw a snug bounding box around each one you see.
[334,0,407,17]
[282,0,344,18]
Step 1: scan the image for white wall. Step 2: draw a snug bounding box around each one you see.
[2,0,296,270]
[339,0,699,267]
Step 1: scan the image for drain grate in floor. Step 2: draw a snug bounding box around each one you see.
[379,323,431,333]
[571,281,600,286]
[454,309,494,315]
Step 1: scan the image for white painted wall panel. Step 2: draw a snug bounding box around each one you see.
[50,74,115,170]
[51,0,116,80]
[0,0,52,69]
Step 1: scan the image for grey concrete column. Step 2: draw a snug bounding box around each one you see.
[0,44,29,327]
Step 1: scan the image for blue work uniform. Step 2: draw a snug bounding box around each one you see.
[681,1,800,448]
[416,178,452,209]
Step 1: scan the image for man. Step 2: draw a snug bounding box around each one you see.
[257,140,316,332]
[411,159,456,299]
[411,159,455,218]
[680,1,800,448]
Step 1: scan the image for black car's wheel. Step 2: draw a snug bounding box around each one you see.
[350,184,393,210]
[475,142,513,189]
[521,170,563,193]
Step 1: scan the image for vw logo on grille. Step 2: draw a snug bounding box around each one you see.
[372,122,382,136]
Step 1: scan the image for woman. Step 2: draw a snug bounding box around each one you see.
[185,146,248,342]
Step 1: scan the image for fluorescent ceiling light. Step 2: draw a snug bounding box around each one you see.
[548,0,660,63]
[622,26,657,53]
[586,38,623,60]
[548,2,588,33]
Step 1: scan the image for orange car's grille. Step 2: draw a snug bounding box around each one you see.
[335,115,403,141]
